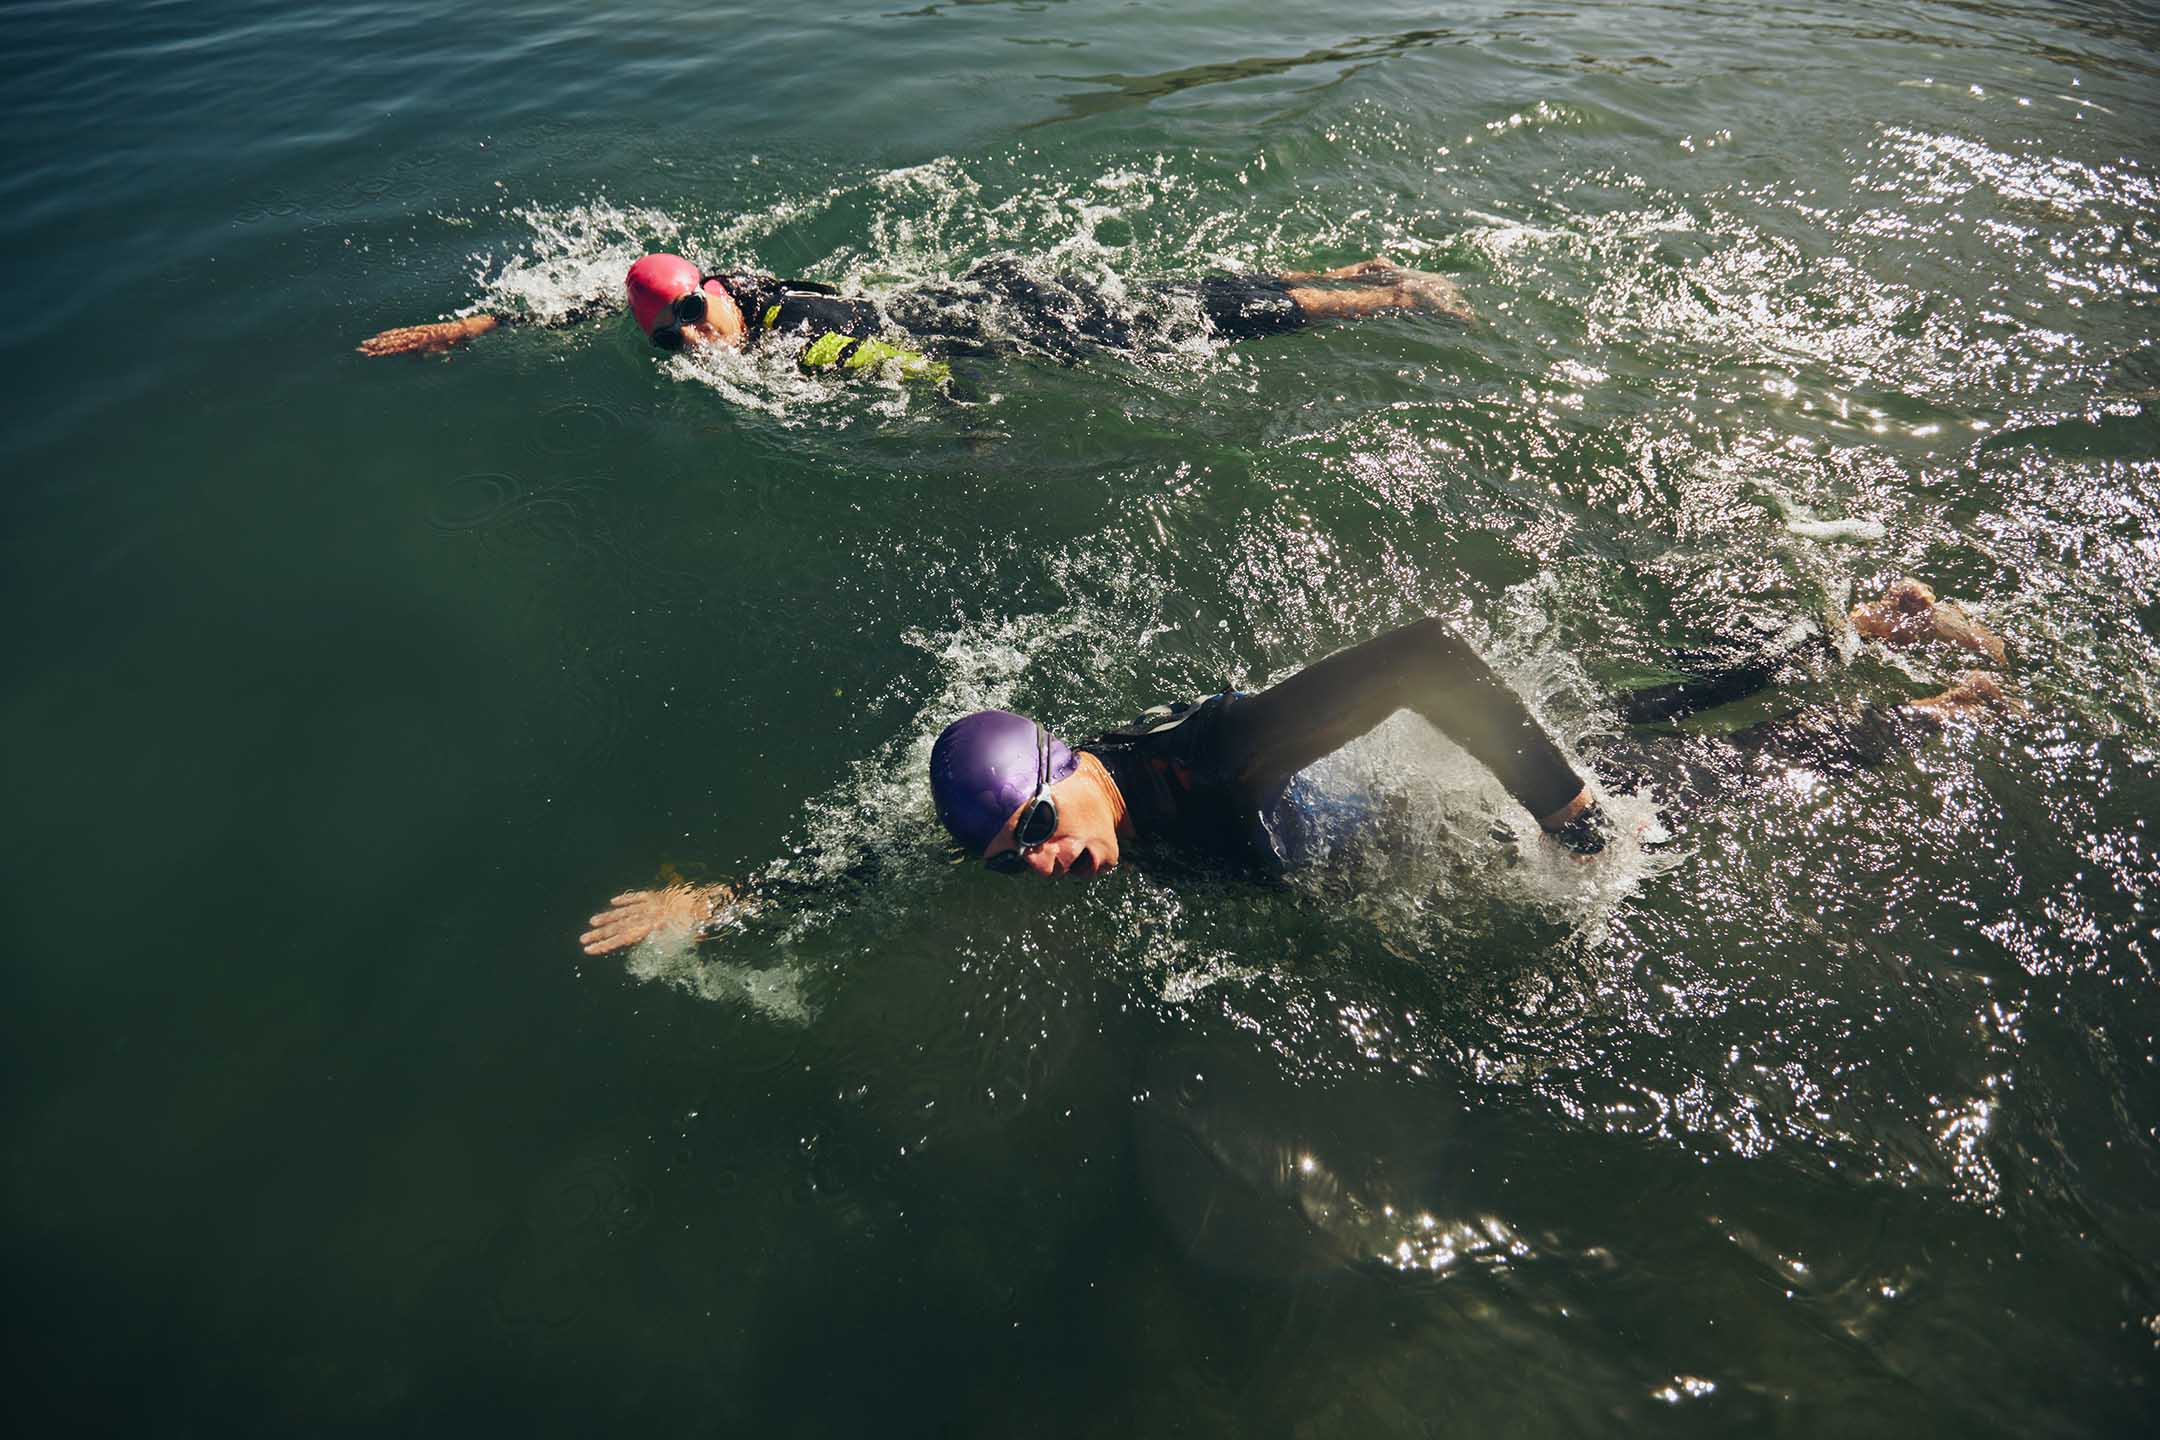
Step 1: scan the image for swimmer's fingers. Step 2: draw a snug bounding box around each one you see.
[579,889,665,953]
[355,324,446,357]
[579,884,720,954]
[579,924,644,955]
[1279,257,1398,281]
[355,324,456,357]
[1337,256,1404,278]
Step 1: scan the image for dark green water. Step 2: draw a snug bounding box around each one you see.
[5,0,2158,1432]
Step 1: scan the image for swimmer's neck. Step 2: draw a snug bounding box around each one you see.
[1073,751,1134,837]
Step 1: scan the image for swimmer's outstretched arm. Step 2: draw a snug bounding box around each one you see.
[578,852,881,954]
[1619,578,2011,726]
[357,298,617,357]
[357,314,504,357]
[1221,617,1595,840]
[1909,670,2021,714]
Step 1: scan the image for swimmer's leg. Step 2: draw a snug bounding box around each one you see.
[1618,622,1834,724]
[1276,257,1476,324]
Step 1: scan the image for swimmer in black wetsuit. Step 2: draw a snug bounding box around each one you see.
[580,616,1604,954]
[356,249,1474,367]
[576,579,2014,955]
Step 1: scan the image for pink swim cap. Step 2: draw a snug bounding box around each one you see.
[625,253,714,335]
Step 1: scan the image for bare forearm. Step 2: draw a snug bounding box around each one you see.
[356,314,501,356]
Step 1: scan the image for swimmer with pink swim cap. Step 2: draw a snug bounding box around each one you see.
[361,249,946,378]
[356,242,1480,371]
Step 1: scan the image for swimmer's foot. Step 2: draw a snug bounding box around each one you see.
[1385,267,1475,322]
[1909,670,2024,715]
[1851,577,2007,665]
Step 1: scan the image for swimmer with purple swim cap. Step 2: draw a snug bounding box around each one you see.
[578,582,2015,955]
[581,616,1612,951]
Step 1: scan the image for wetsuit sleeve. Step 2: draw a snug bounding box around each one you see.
[498,297,614,330]
[689,851,884,943]
[1215,617,1588,821]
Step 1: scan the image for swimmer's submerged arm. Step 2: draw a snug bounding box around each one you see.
[1221,618,1590,829]
[578,852,884,955]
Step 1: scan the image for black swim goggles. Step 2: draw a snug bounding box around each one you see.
[649,277,730,351]
[984,723,1060,874]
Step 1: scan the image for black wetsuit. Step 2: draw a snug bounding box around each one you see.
[709,261,1305,364]
[1081,619,1588,875]
[1595,620,1959,807]
[886,259,1309,362]
[1077,613,1974,875]
[713,273,883,346]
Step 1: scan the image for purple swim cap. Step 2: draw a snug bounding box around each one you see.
[930,710,1077,854]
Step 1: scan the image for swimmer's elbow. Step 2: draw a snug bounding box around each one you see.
[1398,614,1477,662]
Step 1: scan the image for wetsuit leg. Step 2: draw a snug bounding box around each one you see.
[1220,618,1587,821]
[1587,701,1926,822]
[1194,275,1308,341]
[961,259,1135,355]
[1618,622,1833,723]
[1723,703,1922,771]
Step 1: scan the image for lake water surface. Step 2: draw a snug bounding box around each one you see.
[4,1,2157,1433]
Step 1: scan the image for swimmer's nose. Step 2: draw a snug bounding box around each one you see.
[1024,848,1059,878]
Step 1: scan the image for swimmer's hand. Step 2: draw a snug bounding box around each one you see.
[1537,790,1611,857]
[356,314,501,357]
[579,882,739,955]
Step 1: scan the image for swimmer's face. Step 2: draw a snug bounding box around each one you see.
[650,281,742,352]
[980,757,1123,879]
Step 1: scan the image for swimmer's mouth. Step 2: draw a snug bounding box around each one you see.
[1069,847,1102,878]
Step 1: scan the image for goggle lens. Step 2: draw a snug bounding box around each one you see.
[648,280,719,350]
[1014,796,1059,848]
[984,725,1060,874]
[671,290,708,324]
